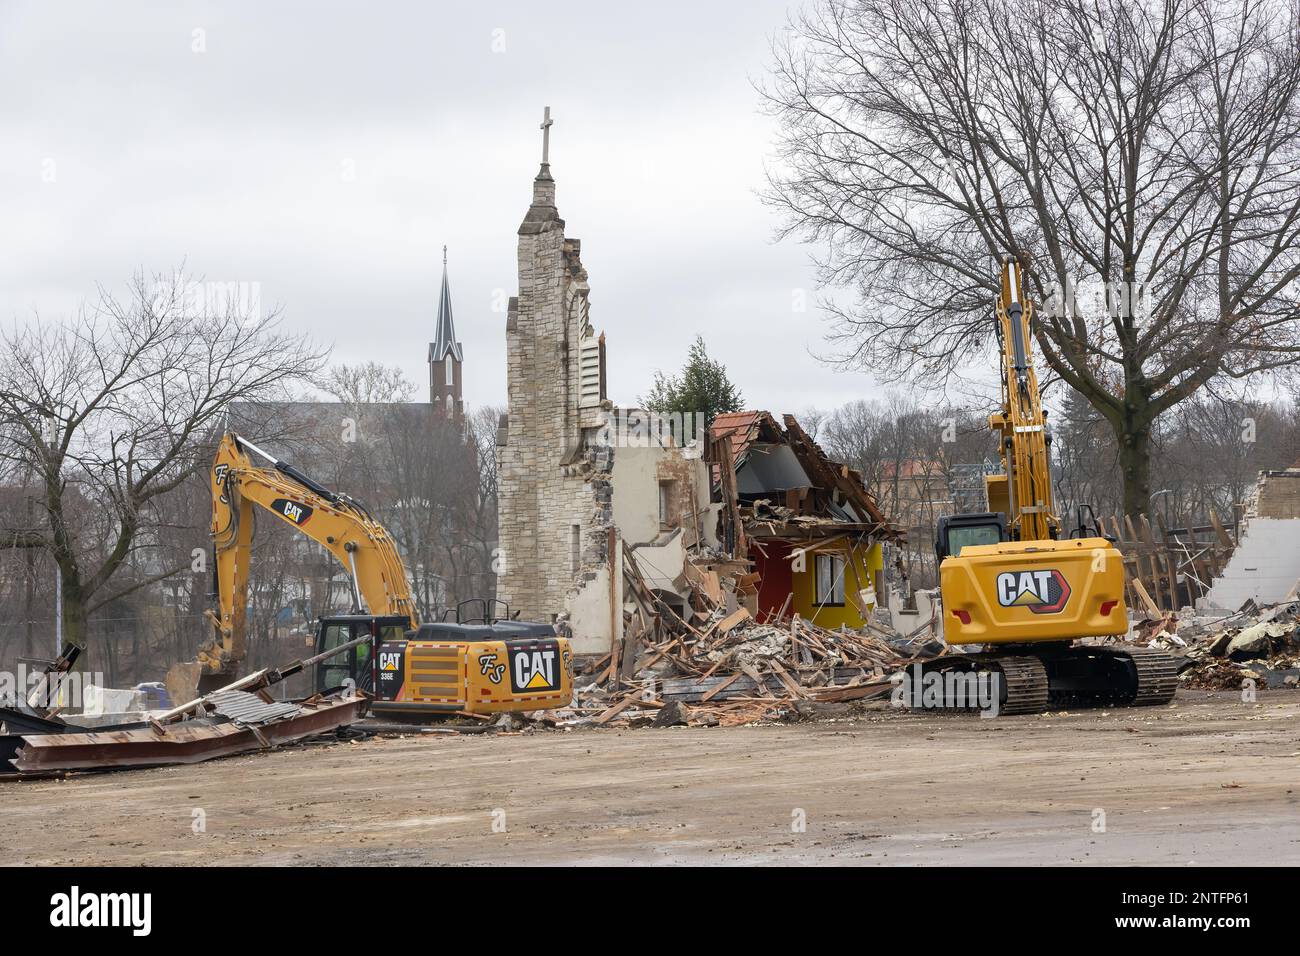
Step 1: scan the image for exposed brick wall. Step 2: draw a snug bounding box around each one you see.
[655,452,697,542]
[1256,469,1300,520]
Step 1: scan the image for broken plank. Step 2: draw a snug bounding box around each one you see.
[716,607,751,634]
[593,695,640,725]
[699,672,743,702]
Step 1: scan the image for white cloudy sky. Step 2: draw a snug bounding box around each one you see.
[0,0,899,416]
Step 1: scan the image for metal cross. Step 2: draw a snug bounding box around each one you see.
[540,106,553,164]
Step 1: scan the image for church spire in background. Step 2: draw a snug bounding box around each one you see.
[428,246,463,419]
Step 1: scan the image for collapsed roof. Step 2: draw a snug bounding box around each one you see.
[709,411,900,540]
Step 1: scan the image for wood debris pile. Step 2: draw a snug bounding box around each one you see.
[1118,598,1300,691]
[549,545,934,729]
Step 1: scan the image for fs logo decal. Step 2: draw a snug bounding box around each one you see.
[271,497,313,526]
[508,640,561,693]
[996,569,1071,614]
[478,652,506,685]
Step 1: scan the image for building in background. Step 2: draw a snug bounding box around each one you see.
[428,246,465,421]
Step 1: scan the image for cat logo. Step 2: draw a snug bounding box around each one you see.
[271,497,313,526]
[996,569,1071,614]
[508,641,560,693]
[375,641,405,699]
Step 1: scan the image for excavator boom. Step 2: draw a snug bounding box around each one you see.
[198,432,416,680]
[985,259,1060,543]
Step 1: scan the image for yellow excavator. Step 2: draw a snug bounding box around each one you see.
[931,258,1178,713]
[189,431,573,716]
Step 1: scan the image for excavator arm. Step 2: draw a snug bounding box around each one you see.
[985,257,1060,543]
[197,432,418,683]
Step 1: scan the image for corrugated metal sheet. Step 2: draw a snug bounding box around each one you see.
[207,690,302,726]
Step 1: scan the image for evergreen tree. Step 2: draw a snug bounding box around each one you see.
[642,335,744,429]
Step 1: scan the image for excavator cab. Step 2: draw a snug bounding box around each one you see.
[935,512,1008,563]
[314,614,411,695]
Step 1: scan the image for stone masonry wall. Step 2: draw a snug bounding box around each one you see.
[496,165,613,624]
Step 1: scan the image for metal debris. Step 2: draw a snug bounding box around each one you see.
[7,694,366,775]
[207,690,302,726]
[1,634,374,777]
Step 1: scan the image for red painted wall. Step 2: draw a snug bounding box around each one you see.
[754,540,794,619]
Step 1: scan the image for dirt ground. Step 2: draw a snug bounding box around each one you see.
[3,690,1298,866]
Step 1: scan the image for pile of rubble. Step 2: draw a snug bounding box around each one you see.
[564,610,925,728]
[551,548,933,729]
[552,547,1300,729]
[1124,600,1300,691]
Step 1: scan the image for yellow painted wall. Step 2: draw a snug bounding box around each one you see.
[792,541,883,629]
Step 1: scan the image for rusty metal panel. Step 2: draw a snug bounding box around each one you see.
[8,694,366,775]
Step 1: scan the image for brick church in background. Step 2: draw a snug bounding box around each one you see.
[428,246,464,421]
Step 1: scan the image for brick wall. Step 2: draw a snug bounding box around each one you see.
[1256,469,1300,520]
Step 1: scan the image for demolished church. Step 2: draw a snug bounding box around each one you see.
[495,112,900,657]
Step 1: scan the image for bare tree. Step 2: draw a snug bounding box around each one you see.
[820,394,993,586]
[1053,382,1300,525]
[0,270,326,661]
[314,361,503,619]
[766,0,1300,516]
[319,360,417,406]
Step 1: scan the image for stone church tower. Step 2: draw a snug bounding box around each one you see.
[496,113,611,627]
[428,247,464,420]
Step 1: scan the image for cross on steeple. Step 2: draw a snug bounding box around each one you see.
[540,106,553,164]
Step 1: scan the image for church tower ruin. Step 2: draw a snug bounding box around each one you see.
[496,109,612,635]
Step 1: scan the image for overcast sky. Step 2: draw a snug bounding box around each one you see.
[0,0,899,417]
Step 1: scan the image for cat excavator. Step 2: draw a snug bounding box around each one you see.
[187,431,572,716]
[929,258,1178,713]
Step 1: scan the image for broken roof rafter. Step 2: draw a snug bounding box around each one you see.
[709,410,901,541]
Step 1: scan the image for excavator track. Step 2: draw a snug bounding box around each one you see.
[910,644,1178,715]
[1111,646,1180,706]
[989,655,1050,714]
[914,653,1049,715]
